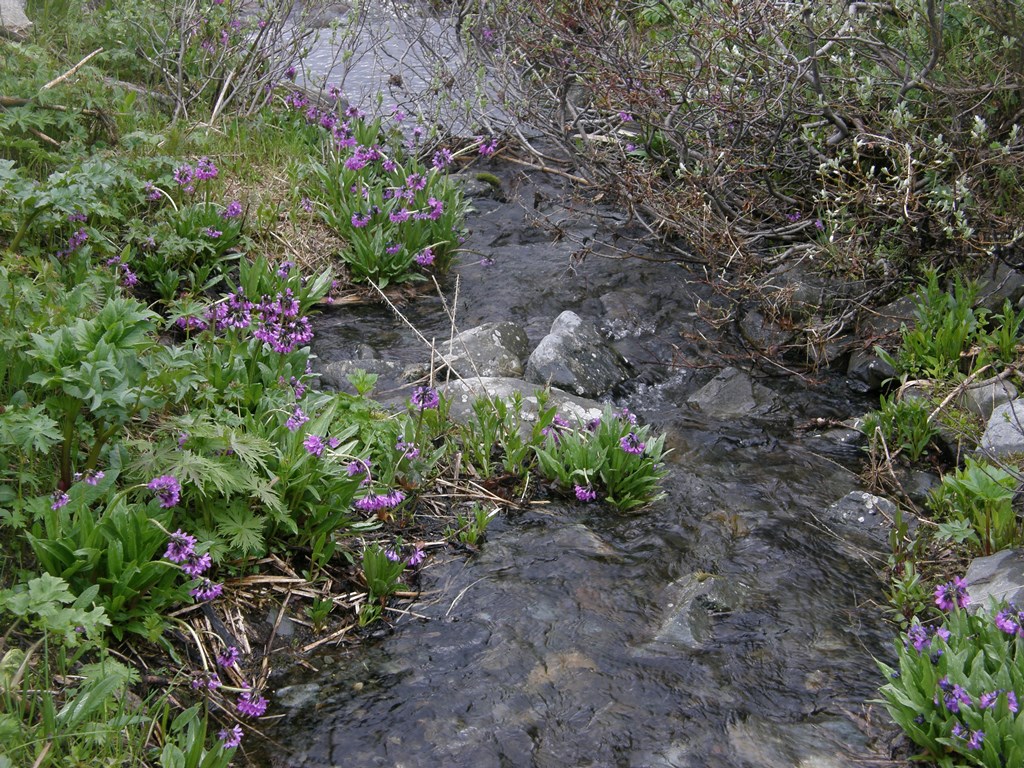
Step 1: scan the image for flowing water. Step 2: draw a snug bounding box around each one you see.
[264,14,901,766]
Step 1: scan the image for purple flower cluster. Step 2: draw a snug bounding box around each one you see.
[190,672,221,691]
[414,247,434,266]
[355,489,406,512]
[979,688,1018,713]
[574,485,598,502]
[205,288,314,354]
[163,527,223,602]
[237,687,268,717]
[951,723,984,751]
[51,490,70,511]
[286,407,309,432]
[148,475,181,508]
[105,253,139,289]
[935,677,972,713]
[173,157,218,194]
[73,469,105,485]
[56,228,88,259]
[934,576,970,611]
[905,622,949,653]
[410,386,439,410]
[217,646,241,668]
[477,136,498,156]
[396,440,419,460]
[218,724,244,749]
[995,605,1024,635]
[432,148,453,169]
[620,432,646,455]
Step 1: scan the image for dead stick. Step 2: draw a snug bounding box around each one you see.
[42,48,104,90]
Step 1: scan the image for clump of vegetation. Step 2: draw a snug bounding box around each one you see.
[880,581,1024,768]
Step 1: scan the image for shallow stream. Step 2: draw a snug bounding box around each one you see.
[260,157,899,766]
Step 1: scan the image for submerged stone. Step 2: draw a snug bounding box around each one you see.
[687,366,775,418]
[441,321,529,378]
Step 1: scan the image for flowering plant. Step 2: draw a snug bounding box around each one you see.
[534,405,669,511]
[303,109,469,286]
[879,578,1024,767]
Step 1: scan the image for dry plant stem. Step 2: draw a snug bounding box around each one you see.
[368,279,463,379]
[42,48,104,90]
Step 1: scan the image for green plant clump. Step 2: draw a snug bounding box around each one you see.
[880,589,1024,767]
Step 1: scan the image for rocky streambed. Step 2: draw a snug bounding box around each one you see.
[251,159,933,767]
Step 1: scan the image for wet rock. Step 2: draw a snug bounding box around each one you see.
[0,0,31,38]
[847,349,896,393]
[861,295,916,340]
[728,716,874,768]
[634,572,742,654]
[686,366,776,418]
[275,683,321,709]
[977,399,1024,457]
[962,376,1018,421]
[738,307,796,354]
[525,311,630,397]
[820,491,895,551]
[975,261,1024,314]
[441,321,529,378]
[454,172,506,202]
[965,549,1024,611]
[440,376,603,431]
[316,359,406,391]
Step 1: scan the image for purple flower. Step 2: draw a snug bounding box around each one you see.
[285,65,297,81]
[347,460,370,478]
[980,690,1000,709]
[51,490,70,510]
[996,607,1021,635]
[620,432,646,455]
[218,724,244,748]
[190,672,220,690]
[905,624,929,652]
[396,440,419,460]
[432,148,453,169]
[389,208,411,223]
[407,548,425,566]
[194,157,219,181]
[786,211,802,223]
[217,646,241,668]
[73,469,105,485]
[164,530,198,563]
[173,164,194,187]
[478,137,498,156]
[414,247,435,266]
[190,578,223,601]
[222,200,243,218]
[967,730,984,751]
[354,489,405,512]
[1011,691,1020,713]
[618,111,633,122]
[934,576,970,611]
[286,407,309,432]
[237,688,268,717]
[936,677,972,713]
[204,227,222,238]
[410,385,439,410]
[181,550,212,578]
[300,196,313,212]
[276,260,294,278]
[351,211,371,228]
[304,434,326,456]
[574,485,598,502]
[148,475,181,508]
[385,548,401,562]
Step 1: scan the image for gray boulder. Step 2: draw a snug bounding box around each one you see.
[525,311,629,398]
[441,321,529,379]
[820,491,896,551]
[687,366,776,418]
[975,261,1024,314]
[0,0,31,38]
[978,399,1024,458]
[847,349,896,393]
[962,376,1018,421]
[965,549,1024,611]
